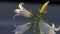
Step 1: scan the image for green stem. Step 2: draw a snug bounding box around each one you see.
[35,16,40,34]
[32,15,42,34]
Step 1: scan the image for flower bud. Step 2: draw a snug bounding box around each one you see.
[39,1,49,15]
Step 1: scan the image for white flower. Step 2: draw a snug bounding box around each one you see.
[13,23,31,34]
[39,20,56,34]
[14,3,32,19]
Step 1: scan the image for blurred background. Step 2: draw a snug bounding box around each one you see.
[0,0,60,34]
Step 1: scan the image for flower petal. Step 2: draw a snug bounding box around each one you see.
[13,14,19,20]
[20,9,32,18]
[19,3,24,9]
[52,23,55,28]
[39,20,56,34]
[13,23,31,34]
[14,31,23,34]
[52,23,60,31]
[19,3,24,10]
[15,9,22,14]
[15,3,32,18]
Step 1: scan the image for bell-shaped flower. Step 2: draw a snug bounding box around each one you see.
[39,1,49,15]
[14,3,32,19]
[13,23,31,34]
[39,20,56,34]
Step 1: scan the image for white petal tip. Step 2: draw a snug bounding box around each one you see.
[14,31,23,34]
[15,9,20,14]
[13,14,19,20]
[52,23,55,28]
